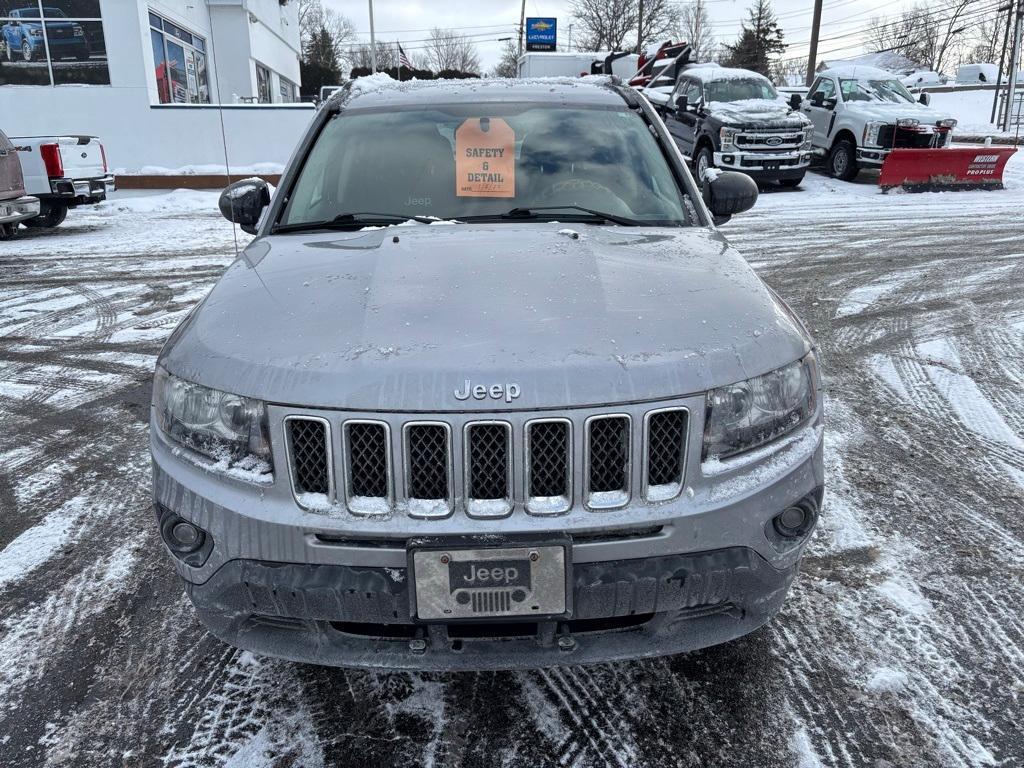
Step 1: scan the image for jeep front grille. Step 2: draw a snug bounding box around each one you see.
[464,422,512,517]
[344,421,391,515]
[282,404,689,517]
[645,408,688,501]
[526,419,571,515]
[585,415,631,509]
[286,417,331,498]
[404,423,452,517]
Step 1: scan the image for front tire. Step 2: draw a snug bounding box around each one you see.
[22,39,32,62]
[828,139,859,181]
[779,175,804,188]
[0,223,15,240]
[693,144,715,186]
[22,203,68,229]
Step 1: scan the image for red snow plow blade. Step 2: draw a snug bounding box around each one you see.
[878,147,1017,192]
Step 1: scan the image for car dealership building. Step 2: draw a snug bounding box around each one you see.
[0,0,313,173]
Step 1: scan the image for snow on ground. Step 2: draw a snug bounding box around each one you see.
[0,162,1023,767]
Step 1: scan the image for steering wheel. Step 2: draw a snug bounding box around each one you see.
[539,178,634,217]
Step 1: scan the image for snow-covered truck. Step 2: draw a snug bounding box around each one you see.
[11,134,114,227]
[795,65,1016,190]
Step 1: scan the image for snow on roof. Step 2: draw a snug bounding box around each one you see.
[818,51,920,74]
[819,64,901,80]
[347,72,616,97]
[685,65,767,82]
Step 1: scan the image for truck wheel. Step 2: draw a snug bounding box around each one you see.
[779,176,804,188]
[22,40,33,62]
[0,223,14,240]
[828,139,859,181]
[22,203,68,229]
[694,145,715,186]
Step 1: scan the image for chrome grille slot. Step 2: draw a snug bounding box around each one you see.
[644,408,688,501]
[465,422,512,518]
[585,414,631,509]
[404,422,452,518]
[472,590,512,614]
[526,419,572,515]
[286,417,331,499]
[344,421,391,515]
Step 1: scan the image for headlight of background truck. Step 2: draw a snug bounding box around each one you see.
[896,118,920,128]
[703,354,817,461]
[863,121,884,146]
[153,368,271,476]
[801,126,813,150]
[938,118,957,128]
[720,127,739,149]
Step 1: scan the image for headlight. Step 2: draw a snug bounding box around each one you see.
[703,354,817,461]
[896,118,919,129]
[720,127,739,148]
[153,368,271,477]
[73,26,85,36]
[863,121,884,146]
[938,118,957,128]
[801,126,812,150]
[29,28,43,36]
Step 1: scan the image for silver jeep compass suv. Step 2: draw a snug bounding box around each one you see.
[150,77,823,670]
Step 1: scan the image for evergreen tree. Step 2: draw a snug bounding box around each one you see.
[720,0,785,76]
[300,25,342,98]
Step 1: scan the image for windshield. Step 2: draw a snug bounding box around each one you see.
[704,77,777,102]
[839,78,914,104]
[280,104,691,227]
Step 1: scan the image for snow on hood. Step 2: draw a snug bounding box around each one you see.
[705,98,809,126]
[843,100,952,123]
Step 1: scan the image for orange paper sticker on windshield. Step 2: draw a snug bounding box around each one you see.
[455,118,515,197]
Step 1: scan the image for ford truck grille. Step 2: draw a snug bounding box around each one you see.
[734,129,804,150]
[282,404,689,518]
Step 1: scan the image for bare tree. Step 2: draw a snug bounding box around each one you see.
[423,28,482,73]
[679,0,716,61]
[347,41,397,72]
[865,1,971,73]
[492,38,520,78]
[298,0,356,67]
[771,56,806,86]
[571,0,679,51]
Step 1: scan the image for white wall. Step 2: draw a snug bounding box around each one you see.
[0,0,313,171]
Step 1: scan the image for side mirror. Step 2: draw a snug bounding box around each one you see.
[675,94,688,115]
[218,178,270,235]
[702,171,758,226]
[809,91,824,107]
[918,92,930,106]
[789,93,802,110]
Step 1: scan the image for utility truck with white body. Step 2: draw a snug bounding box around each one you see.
[12,134,114,227]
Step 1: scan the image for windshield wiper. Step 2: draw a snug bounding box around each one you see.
[465,205,640,226]
[272,212,439,234]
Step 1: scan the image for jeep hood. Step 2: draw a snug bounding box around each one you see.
[705,99,809,128]
[159,223,811,410]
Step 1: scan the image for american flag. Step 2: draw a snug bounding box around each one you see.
[398,44,412,69]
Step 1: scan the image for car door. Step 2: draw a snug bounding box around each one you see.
[803,76,837,147]
[662,77,690,152]
[667,78,701,158]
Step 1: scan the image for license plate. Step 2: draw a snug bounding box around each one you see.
[411,545,567,620]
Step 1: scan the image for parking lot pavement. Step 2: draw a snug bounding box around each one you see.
[1,167,1023,768]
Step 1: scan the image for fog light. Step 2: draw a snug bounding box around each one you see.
[722,154,734,164]
[774,506,807,537]
[170,521,202,551]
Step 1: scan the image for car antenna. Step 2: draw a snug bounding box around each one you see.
[208,29,240,259]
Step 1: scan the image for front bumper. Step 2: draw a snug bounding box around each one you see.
[857,147,889,167]
[0,195,40,225]
[151,410,824,669]
[715,150,811,179]
[47,175,115,205]
[183,546,800,671]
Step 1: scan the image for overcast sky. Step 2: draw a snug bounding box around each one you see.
[325,0,897,72]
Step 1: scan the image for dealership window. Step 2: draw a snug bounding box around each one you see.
[0,0,109,86]
[149,10,209,104]
[279,76,296,103]
[255,61,271,103]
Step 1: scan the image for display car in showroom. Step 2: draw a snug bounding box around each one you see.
[1,5,90,62]
[150,77,824,670]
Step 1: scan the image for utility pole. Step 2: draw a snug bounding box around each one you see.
[518,0,526,56]
[992,3,1013,124]
[568,23,573,52]
[1005,0,1024,131]
[368,0,377,73]
[637,0,644,55]
[806,0,823,87]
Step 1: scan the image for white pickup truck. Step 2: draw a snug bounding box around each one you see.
[11,135,114,228]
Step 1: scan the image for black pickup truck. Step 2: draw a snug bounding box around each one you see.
[651,65,813,188]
